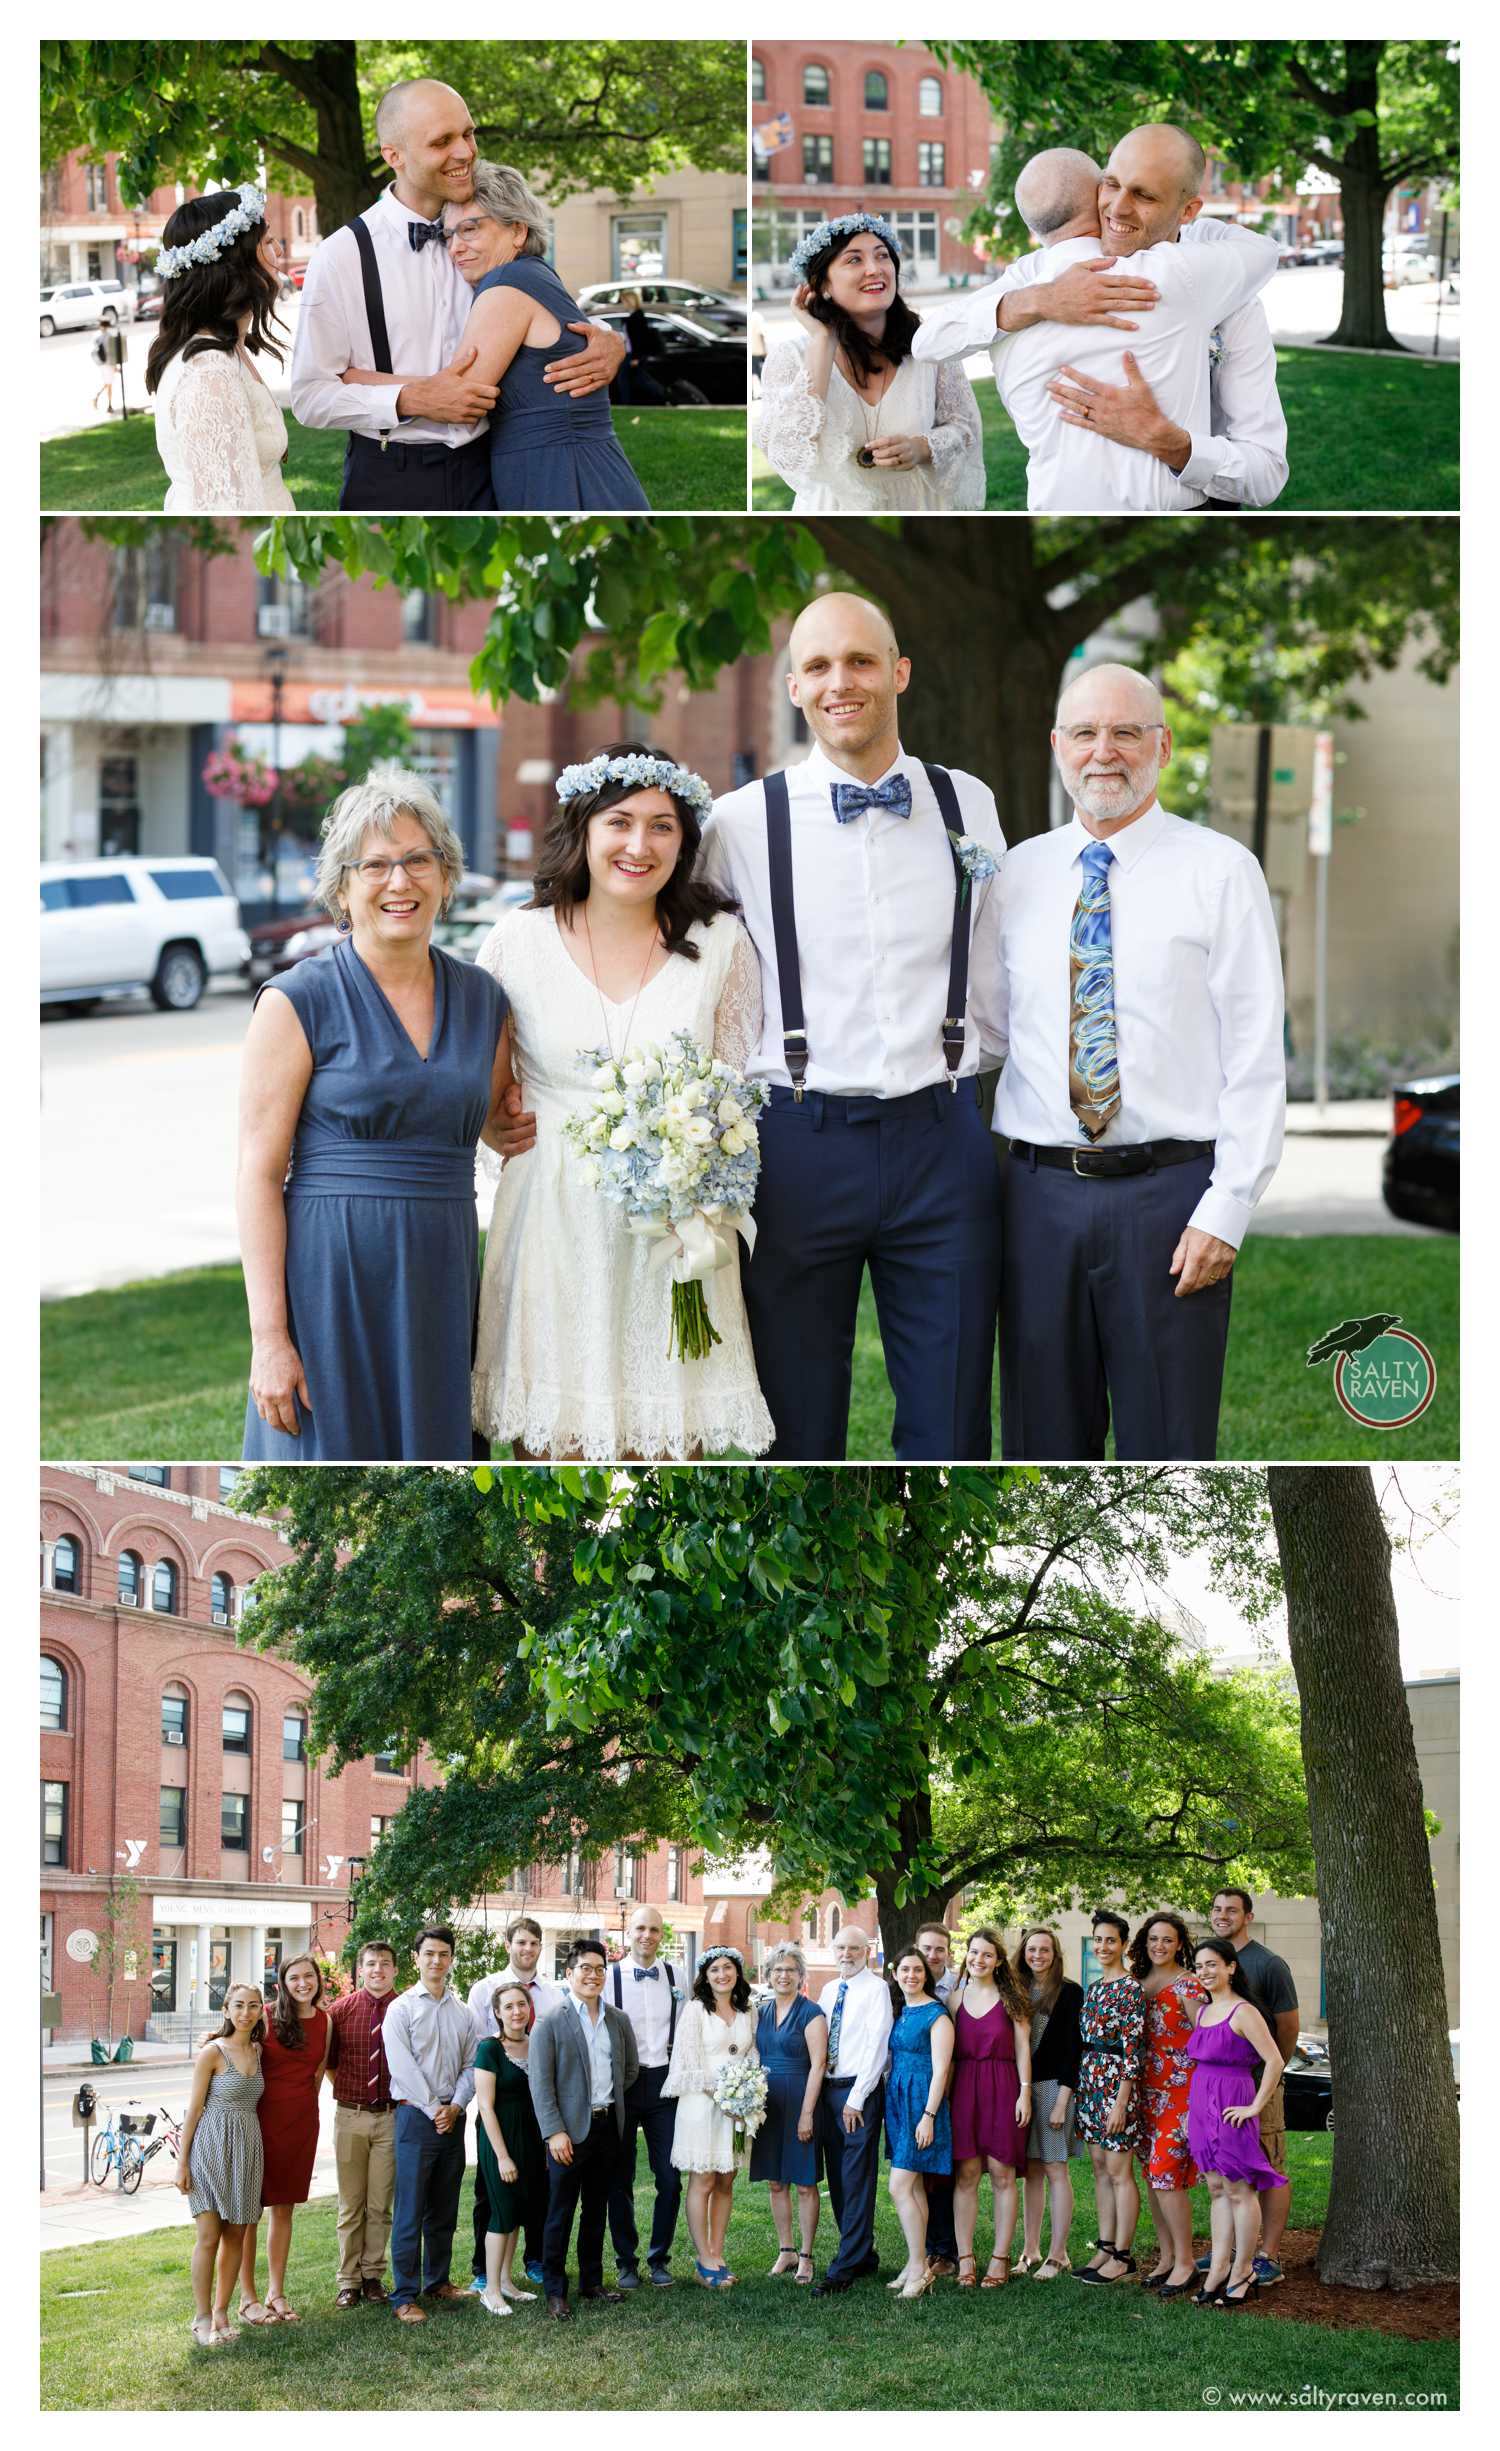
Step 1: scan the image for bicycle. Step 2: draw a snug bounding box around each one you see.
[88,2105,177,2193]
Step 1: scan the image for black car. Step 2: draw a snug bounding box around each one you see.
[1283,2049,1335,2132]
[602,309,747,407]
[1382,1073,1459,1233]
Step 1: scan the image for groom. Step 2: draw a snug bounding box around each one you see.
[290,77,625,510]
[699,593,1007,1461]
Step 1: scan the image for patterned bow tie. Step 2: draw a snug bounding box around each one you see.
[831,774,913,825]
[633,1966,660,1982]
[408,217,445,252]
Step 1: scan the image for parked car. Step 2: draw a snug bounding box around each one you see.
[599,308,747,406]
[580,279,746,334]
[40,278,136,337]
[40,857,250,1012]
[133,285,165,323]
[245,908,340,985]
[432,880,534,960]
[1382,1073,1459,1233]
[1384,238,1438,286]
[1282,2047,1334,2132]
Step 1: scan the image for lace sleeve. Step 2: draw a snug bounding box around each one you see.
[711,924,764,1074]
[755,340,826,487]
[927,357,987,509]
[168,351,267,511]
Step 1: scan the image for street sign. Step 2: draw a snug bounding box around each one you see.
[1210,721,1320,895]
[1308,729,1335,856]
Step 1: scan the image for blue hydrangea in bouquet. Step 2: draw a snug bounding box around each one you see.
[562,1029,766,1362]
[712,2054,769,2150]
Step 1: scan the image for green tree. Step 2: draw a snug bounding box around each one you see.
[40,40,746,235]
[235,1465,1312,1958]
[936,39,1460,351]
[86,1872,146,2047]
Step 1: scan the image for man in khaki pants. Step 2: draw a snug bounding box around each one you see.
[328,1940,400,2306]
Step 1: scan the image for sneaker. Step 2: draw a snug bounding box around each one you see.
[469,2276,487,2295]
[647,2267,674,2289]
[1252,2257,1284,2288]
[524,2261,545,2287]
[616,2269,642,2292]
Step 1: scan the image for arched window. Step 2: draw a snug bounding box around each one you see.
[223,1695,252,1755]
[53,1535,81,1594]
[864,69,888,109]
[803,63,830,107]
[918,75,943,116]
[41,1656,67,1731]
[210,1572,232,1625]
[751,56,765,102]
[803,1907,817,1941]
[161,1684,189,1747]
[117,1550,142,1607]
[151,1558,179,1614]
[830,1905,842,1937]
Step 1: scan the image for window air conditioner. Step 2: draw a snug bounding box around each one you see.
[163,1728,185,1745]
[257,604,293,637]
[144,602,176,632]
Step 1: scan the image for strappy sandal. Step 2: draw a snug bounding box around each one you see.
[955,2254,979,2289]
[901,2266,938,2299]
[1193,2279,1228,2307]
[188,2315,216,2349]
[1012,2252,1039,2276]
[769,2249,800,2278]
[1034,2252,1071,2281]
[1223,2274,1260,2306]
[980,2255,1011,2289]
[237,2299,276,2326]
[794,2254,815,2286]
[266,2294,299,2323]
[210,2315,237,2344]
[1073,2238,1116,2284]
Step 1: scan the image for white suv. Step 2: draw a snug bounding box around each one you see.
[40,858,251,1012]
[39,280,136,337]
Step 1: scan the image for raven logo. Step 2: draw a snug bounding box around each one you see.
[1306,1313,1402,1367]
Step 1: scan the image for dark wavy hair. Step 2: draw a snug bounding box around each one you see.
[887,1945,943,2019]
[216,1984,267,2046]
[800,225,921,388]
[955,1925,1031,2024]
[1192,1934,1253,2003]
[692,1954,753,2014]
[270,1951,326,2049]
[527,740,735,961]
[1128,1911,1197,1983]
[145,192,286,394]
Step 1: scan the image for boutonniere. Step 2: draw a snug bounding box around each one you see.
[951,833,1001,905]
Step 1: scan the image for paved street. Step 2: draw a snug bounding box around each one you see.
[39,296,303,441]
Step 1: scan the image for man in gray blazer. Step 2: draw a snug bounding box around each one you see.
[528,1936,640,2320]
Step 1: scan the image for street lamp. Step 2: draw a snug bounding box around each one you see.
[344,1855,366,1926]
[264,640,289,920]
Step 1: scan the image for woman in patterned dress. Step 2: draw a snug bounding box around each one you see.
[1131,1913,1209,2296]
[177,1982,266,2347]
[1073,1910,1147,2287]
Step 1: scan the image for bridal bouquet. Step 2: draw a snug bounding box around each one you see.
[712,2055,769,2145]
[563,1030,766,1362]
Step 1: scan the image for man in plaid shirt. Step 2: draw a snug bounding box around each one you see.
[327,1940,401,2306]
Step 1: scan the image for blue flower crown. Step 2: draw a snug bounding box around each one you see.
[788,213,902,290]
[156,185,267,281]
[699,1944,745,1970]
[555,752,713,820]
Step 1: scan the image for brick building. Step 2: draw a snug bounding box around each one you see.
[41,151,320,296]
[751,41,1001,291]
[41,525,794,917]
[39,1466,705,2044]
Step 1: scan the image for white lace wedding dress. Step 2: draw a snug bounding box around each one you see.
[472,905,775,1460]
[757,335,986,511]
[154,340,296,511]
[663,2003,760,2174]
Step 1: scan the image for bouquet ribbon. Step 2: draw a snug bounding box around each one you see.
[629,1208,758,1283]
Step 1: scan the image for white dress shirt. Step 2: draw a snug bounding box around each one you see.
[571,1992,618,2109]
[701,742,1006,1098]
[911,220,1280,512]
[383,1982,478,2120]
[817,1967,893,2114]
[289,186,482,449]
[991,802,1286,1248]
[609,1957,679,2068]
[467,1968,565,2040]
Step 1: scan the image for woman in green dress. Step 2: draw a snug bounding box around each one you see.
[474,1981,547,2314]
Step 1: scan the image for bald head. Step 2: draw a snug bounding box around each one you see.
[374,79,477,216]
[1055,662,1164,729]
[1015,148,1103,241]
[788,590,899,666]
[1115,123,1207,204]
[786,592,910,778]
[1053,664,1170,831]
[376,78,460,148]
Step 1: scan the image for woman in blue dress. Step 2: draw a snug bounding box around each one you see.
[238,768,509,1461]
[884,1946,955,2299]
[748,1943,826,2284]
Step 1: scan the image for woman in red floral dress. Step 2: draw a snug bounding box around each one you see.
[1132,1913,1209,2297]
[238,1952,331,2322]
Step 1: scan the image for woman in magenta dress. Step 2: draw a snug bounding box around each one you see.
[1186,1935,1288,2306]
[948,1927,1032,2289]
[238,1952,331,2322]
[1132,1912,1209,2297]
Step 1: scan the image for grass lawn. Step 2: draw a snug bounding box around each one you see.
[42,1232,1457,1464]
[40,2135,1457,2412]
[39,406,748,513]
[753,346,1459,512]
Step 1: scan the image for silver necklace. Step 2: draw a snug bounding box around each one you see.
[581,901,660,1060]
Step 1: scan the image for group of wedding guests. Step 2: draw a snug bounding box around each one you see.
[175,1888,1297,2342]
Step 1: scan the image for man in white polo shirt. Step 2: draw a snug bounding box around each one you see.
[605,1904,685,2290]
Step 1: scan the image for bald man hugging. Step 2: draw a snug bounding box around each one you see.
[913,123,1284,513]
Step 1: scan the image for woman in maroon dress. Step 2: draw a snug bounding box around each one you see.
[238,1952,331,2322]
[948,1927,1032,2289]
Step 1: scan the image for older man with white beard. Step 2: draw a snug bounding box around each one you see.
[990,664,1285,1461]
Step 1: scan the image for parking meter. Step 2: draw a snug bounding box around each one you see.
[91,328,126,369]
[72,2083,97,2124]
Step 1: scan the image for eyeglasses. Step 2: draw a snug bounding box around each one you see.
[346,852,440,883]
[1058,724,1164,748]
[443,216,490,248]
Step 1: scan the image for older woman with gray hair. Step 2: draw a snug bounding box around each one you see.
[237,766,509,1460]
[748,1942,826,2283]
[340,160,648,511]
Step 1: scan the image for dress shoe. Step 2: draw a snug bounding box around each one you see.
[393,2302,427,2324]
[361,2280,387,2303]
[647,2267,674,2289]
[424,2282,471,2302]
[579,2286,624,2304]
[810,2278,851,2297]
[854,2254,881,2279]
[616,2269,642,2292]
[926,2257,958,2278]
[546,2294,572,2321]
[335,2288,362,2310]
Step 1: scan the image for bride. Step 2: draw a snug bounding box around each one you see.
[472,745,774,1462]
[757,213,985,512]
[146,186,296,512]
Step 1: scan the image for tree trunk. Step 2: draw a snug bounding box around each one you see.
[263,42,381,232]
[1324,45,1398,351]
[873,1872,954,1965]
[1267,1466,1459,2287]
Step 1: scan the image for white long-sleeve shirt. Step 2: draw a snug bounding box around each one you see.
[701,742,1006,1099]
[912,218,1282,511]
[817,1968,893,2115]
[289,186,482,449]
[382,1982,478,2120]
[990,801,1286,1248]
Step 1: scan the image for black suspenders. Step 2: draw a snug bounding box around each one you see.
[762,763,973,1098]
[346,211,395,441]
[611,1961,678,2049]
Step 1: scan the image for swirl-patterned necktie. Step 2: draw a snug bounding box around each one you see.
[1069,840,1120,1141]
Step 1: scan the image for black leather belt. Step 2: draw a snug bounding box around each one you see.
[1004,1137,1213,1179]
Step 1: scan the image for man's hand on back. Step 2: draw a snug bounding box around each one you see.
[1047,353,1191,471]
[998,258,1160,335]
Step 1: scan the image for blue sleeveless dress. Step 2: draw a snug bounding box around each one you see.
[474,259,650,511]
[241,937,506,1462]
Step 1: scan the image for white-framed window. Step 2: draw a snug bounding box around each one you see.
[612,215,667,282]
[756,206,939,290]
[918,75,943,116]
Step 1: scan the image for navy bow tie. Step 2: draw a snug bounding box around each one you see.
[832,774,913,825]
[408,217,445,253]
[633,1965,660,1982]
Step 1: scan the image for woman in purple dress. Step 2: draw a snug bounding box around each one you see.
[948,1927,1032,2289]
[1186,1935,1289,2306]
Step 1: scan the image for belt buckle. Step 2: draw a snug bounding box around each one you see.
[1071,1147,1094,1177]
